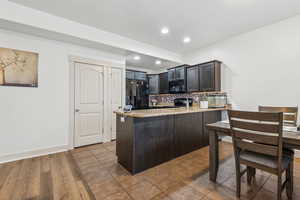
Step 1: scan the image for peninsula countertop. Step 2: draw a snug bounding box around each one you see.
[114,106,228,118]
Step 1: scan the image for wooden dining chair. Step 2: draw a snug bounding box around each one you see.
[259,106,298,189]
[228,110,293,200]
[259,106,298,127]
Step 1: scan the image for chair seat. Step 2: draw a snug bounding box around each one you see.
[240,151,291,171]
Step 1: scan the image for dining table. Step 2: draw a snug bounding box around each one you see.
[206,121,300,182]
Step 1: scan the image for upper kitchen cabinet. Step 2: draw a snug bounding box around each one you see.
[126,70,147,81]
[186,66,200,92]
[168,65,188,93]
[175,66,185,80]
[199,61,221,92]
[168,68,176,81]
[134,71,147,81]
[159,72,169,94]
[168,65,188,81]
[147,74,159,94]
[126,70,135,79]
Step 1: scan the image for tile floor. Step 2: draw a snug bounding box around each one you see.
[1,141,299,200]
[71,141,300,200]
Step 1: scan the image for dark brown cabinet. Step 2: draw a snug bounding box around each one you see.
[126,70,147,81]
[168,66,186,81]
[199,61,221,92]
[168,68,176,81]
[175,66,185,80]
[159,72,169,94]
[134,71,147,81]
[147,74,159,94]
[134,116,174,172]
[126,70,135,79]
[174,113,203,157]
[185,60,221,93]
[116,110,222,174]
[168,65,188,93]
[116,111,221,174]
[186,66,200,92]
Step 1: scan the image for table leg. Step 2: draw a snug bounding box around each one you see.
[209,130,219,182]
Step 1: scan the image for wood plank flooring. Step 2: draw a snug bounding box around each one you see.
[1,141,300,200]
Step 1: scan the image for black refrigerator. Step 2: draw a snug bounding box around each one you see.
[126,79,149,109]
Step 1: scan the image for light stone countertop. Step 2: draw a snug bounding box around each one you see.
[114,106,228,118]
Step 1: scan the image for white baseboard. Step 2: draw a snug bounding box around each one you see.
[221,137,300,158]
[0,145,70,164]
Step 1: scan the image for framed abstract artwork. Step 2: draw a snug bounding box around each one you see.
[0,47,38,87]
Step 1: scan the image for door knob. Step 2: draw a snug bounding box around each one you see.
[75,109,80,112]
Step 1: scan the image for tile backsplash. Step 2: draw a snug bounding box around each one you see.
[149,92,226,105]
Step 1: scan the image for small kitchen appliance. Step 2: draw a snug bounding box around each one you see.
[207,94,227,108]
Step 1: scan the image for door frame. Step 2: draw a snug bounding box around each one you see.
[69,56,125,149]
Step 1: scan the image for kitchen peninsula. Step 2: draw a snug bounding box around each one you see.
[115,107,227,174]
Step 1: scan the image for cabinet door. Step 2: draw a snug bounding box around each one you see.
[126,70,134,79]
[186,66,199,92]
[134,116,174,173]
[174,113,203,157]
[202,111,221,147]
[148,75,159,94]
[134,72,147,81]
[199,63,215,91]
[168,69,175,81]
[175,67,185,80]
[159,72,169,94]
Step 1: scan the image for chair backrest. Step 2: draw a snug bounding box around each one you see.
[259,106,298,127]
[228,110,283,171]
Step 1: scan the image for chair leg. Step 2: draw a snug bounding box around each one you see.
[277,175,282,200]
[247,166,252,184]
[236,165,241,198]
[247,167,256,184]
[286,164,293,200]
[290,158,294,193]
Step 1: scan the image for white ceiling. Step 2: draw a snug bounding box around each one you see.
[126,51,179,71]
[9,0,300,55]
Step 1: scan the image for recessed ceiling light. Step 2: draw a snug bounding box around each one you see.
[183,37,191,43]
[161,27,169,34]
[133,55,140,60]
[155,60,162,65]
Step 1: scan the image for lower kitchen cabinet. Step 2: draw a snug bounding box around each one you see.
[174,113,203,157]
[134,116,174,171]
[116,110,222,174]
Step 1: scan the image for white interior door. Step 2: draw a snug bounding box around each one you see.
[110,68,123,140]
[75,62,104,147]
